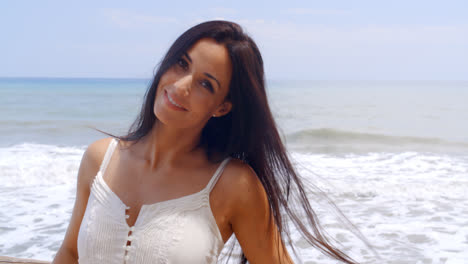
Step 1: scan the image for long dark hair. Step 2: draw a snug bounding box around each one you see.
[95,20,372,263]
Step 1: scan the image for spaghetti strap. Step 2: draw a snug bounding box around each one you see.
[99,138,118,174]
[205,157,232,194]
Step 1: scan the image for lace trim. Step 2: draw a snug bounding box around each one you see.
[134,211,188,263]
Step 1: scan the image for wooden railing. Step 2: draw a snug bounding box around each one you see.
[0,256,50,264]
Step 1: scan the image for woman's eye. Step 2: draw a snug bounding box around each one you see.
[201,80,214,92]
[177,58,188,70]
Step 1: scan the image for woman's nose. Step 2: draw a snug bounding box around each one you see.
[173,74,192,96]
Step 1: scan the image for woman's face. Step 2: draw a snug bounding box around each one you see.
[154,37,233,129]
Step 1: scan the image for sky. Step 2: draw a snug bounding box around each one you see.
[1,0,467,80]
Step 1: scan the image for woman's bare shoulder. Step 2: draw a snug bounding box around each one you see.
[84,137,114,168]
[218,158,247,183]
[222,158,259,188]
[217,158,262,210]
[79,137,115,188]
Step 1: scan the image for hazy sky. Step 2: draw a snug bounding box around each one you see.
[1,0,467,80]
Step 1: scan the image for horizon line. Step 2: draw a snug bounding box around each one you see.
[1,76,467,82]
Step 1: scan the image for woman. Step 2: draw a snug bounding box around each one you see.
[52,20,359,263]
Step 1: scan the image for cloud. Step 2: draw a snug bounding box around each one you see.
[207,7,237,15]
[235,19,468,79]
[238,20,468,47]
[283,8,352,16]
[100,7,237,32]
[101,8,179,29]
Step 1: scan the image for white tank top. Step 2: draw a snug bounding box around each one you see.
[77,138,232,264]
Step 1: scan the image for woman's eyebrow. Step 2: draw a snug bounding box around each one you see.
[204,72,221,89]
[184,51,221,89]
[183,52,192,63]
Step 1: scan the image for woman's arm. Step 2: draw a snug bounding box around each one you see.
[230,164,294,264]
[52,138,109,264]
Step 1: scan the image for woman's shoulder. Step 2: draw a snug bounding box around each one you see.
[217,158,264,211]
[219,158,254,186]
[220,158,272,234]
[223,158,258,184]
[85,137,115,167]
[78,137,116,188]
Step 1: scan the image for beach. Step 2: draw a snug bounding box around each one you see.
[0,78,467,263]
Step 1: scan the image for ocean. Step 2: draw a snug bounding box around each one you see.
[0,78,467,263]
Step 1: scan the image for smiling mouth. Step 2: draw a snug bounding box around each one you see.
[164,90,187,111]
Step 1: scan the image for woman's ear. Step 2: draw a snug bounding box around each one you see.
[213,101,232,117]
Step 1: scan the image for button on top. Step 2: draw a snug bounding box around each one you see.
[123,245,132,251]
[125,206,130,210]
[129,226,135,232]
[125,215,130,219]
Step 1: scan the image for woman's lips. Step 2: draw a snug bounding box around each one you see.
[164,90,187,111]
